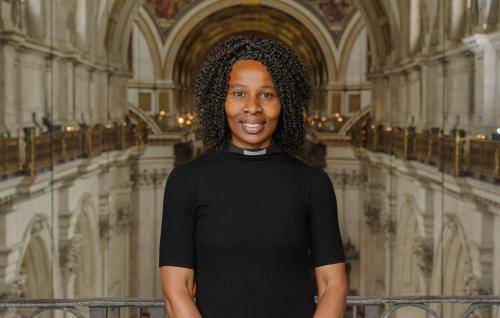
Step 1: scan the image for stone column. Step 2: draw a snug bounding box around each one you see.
[488,32,500,127]
[315,131,366,294]
[130,133,182,299]
[464,34,496,130]
[494,213,500,295]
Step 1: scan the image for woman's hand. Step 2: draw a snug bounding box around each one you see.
[160,266,202,318]
[313,262,348,318]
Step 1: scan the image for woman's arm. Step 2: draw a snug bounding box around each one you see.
[313,262,348,318]
[161,266,202,318]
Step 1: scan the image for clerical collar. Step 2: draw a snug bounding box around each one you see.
[224,139,282,155]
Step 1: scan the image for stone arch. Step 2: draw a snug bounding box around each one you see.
[128,104,162,135]
[134,7,163,79]
[351,0,396,66]
[395,196,429,293]
[433,213,485,318]
[337,13,366,80]
[73,204,98,297]
[338,105,371,136]
[16,214,53,311]
[105,0,144,67]
[441,215,469,316]
[161,0,339,86]
[63,195,100,298]
[393,195,431,318]
[101,0,402,77]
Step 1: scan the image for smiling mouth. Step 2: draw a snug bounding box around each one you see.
[239,120,266,134]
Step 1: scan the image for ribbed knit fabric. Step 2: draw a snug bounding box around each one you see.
[159,146,345,318]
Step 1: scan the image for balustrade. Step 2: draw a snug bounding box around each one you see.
[0,137,20,178]
[0,296,498,318]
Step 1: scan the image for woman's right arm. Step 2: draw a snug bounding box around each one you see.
[161,266,202,318]
[159,167,201,317]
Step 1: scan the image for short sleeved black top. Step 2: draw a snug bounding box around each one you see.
[159,145,345,318]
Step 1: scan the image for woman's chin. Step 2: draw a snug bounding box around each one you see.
[234,134,272,148]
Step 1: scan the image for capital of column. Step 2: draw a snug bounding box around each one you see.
[463,33,490,54]
[487,31,500,50]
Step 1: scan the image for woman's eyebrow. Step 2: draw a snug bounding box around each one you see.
[228,83,276,88]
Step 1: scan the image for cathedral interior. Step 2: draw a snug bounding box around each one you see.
[0,0,499,317]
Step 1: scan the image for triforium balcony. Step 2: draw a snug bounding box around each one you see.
[0,296,499,318]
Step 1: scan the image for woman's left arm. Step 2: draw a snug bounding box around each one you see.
[313,262,348,318]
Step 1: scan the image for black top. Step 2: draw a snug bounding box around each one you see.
[159,140,345,318]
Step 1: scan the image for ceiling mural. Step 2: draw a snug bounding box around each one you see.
[145,0,193,41]
[308,0,356,44]
[144,0,356,45]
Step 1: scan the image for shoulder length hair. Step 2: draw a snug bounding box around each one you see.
[194,35,314,159]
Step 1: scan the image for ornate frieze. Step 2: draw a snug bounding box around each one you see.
[130,168,169,187]
[0,276,26,299]
[59,236,81,284]
[412,237,433,277]
[99,215,111,242]
[30,214,49,236]
[327,170,367,188]
[115,206,131,232]
[383,216,397,242]
[463,272,492,295]
[364,205,381,231]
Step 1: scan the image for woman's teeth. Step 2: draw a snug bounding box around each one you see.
[241,122,264,134]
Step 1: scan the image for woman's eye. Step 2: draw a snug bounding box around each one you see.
[233,91,245,97]
[262,92,273,98]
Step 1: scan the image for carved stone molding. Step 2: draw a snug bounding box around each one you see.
[444,213,460,236]
[327,170,368,188]
[59,236,81,284]
[383,217,397,242]
[463,272,491,296]
[99,215,111,242]
[412,237,433,277]
[30,214,49,236]
[364,204,381,231]
[131,168,169,187]
[116,206,131,232]
[0,276,26,299]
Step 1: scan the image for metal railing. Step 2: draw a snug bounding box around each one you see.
[0,296,499,318]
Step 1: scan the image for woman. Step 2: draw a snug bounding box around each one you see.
[159,35,348,318]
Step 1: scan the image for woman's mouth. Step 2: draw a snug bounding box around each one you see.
[240,121,265,134]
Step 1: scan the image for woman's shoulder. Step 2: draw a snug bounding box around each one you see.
[169,151,222,177]
[289,157,329,177]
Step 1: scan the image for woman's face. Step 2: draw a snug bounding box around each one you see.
[224,59,281,149]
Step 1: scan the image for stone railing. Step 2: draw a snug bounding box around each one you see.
[0,296,498,318]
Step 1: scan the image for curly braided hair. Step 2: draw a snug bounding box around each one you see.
[194,35,313,159]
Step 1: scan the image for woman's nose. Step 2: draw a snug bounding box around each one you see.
[243,96,262,113]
